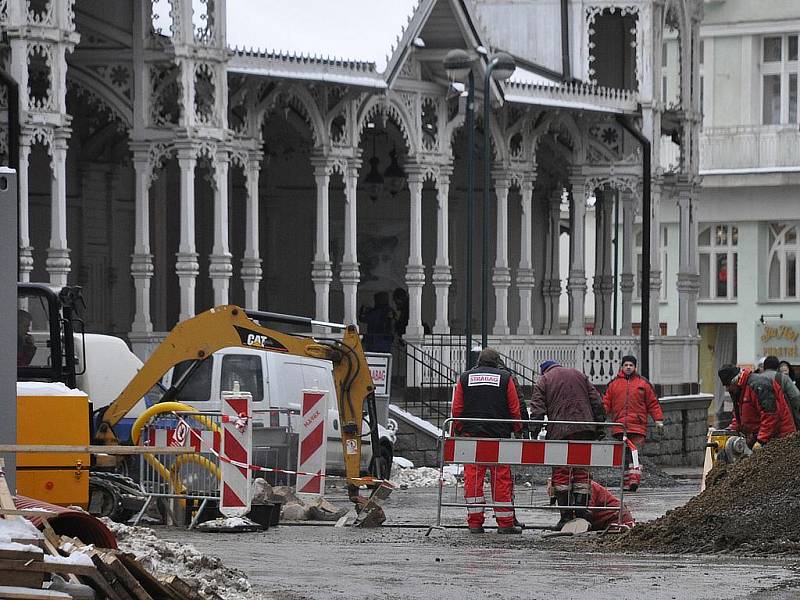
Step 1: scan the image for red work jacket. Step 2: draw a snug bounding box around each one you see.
[602,371,663,436]
[730,369,797,445]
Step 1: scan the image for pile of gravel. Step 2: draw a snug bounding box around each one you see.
[603,432,800,555]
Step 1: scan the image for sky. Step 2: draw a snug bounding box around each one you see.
[154,0,420,72]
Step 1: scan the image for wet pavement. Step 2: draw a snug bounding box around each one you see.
[154,485,800,600]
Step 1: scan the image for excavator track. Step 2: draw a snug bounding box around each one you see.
[88,471,146,522]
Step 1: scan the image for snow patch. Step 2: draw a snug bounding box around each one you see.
[389,404,443,438]
[390,466,457,488]
[0,516,44,542]
[16,381,87,396]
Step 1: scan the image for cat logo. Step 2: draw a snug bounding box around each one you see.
[235,326,288,352]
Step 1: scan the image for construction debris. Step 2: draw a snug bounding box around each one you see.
[390,465,458,488]
[604,432,800,554]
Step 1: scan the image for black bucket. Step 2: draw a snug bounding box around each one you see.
[248,503,280,528]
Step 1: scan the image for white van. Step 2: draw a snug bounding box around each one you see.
[160,347,395,476]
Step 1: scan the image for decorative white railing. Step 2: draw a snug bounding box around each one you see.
[700,126,800,172]
[409,335,640,386]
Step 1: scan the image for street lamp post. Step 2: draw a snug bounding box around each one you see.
[481,53,516,348]
[444,50,477,369]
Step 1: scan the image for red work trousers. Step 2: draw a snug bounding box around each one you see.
[551,432,594,495]
[463,463,515,528]
[614,432,645,490]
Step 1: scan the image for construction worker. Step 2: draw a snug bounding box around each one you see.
[602,355,664,491]
[546,479,635,531]
[717,364,797,449]
[530,360,606,529]
[451,347,523,534]
[763,355,800,427]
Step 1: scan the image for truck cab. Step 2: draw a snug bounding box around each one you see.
[160,347,395,475]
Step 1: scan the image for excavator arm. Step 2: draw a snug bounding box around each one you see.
[95,305,384,490]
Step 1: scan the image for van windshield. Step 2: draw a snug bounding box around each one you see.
[172,359,213,402]
[220,354,263,402]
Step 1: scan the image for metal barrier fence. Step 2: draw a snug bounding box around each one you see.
[134,408,299,527]
[432,418,628,531]
[135,411,223,528]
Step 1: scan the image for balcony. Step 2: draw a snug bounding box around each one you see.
[700,126,800,172]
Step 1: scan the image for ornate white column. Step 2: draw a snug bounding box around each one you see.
[18,141,33,282]
[176,147,199,322]
[516,175,535,336]
[46,133,70,287]
[620,191,635,336]
[241,152,263,310]
[209,152,232,306]
[432,168,452,334]
[593,189,614,335]
[543,189,562,336]
[676,178,700,336]
[310,157,334,328]
[340,159,362,326]
[649,179,663,336]
[130,150,154,335]
[405,168,425,338]
[492,170,511,336]
[567,174,587,336]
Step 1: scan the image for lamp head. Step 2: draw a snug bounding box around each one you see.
[443,48,474,83]
[489,52,516,81]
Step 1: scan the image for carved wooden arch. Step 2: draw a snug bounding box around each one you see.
[533,112,585,164]
[356,94,416,156]
[441,106,506,162]
[254,83,326,147]
[66,67,133,129]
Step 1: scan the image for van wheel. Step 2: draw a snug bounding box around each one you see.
[370,442,393,480]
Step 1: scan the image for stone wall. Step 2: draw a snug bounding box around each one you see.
[639,394,713,467]
[390,394,714,468]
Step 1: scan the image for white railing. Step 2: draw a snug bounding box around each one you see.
[700,126,800,171]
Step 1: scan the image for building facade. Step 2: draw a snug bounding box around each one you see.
[1,0,705,391]
[654,0,800,407]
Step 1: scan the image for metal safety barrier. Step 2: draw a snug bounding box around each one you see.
[432,417,629,532]
[135,411,224,528]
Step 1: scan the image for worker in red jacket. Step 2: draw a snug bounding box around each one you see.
[546,479,635,531]
[451,347,523,534]
[718,364,797,448]
[602,355,664,492]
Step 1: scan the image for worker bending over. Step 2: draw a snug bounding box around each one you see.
[547,479,635,531]
[451,347,523,534]
[602,355,664,491]
[717,364,796,449]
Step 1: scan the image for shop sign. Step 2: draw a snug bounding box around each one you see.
[755,321,800,361]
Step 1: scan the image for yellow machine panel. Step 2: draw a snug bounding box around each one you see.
[16,468,88,507]
[16,394,90,468]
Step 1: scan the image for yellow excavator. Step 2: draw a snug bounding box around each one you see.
[18,283,391,524]
[93,304,391,522]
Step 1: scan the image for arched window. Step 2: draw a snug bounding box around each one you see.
[698,224,738,300]
[768,222,800,300]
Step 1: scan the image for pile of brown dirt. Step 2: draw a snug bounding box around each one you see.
[602,432,800,555]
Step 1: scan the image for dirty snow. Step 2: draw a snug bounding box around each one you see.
[44,552,95,567]
[390,466,457,488]
[100,518,261,600]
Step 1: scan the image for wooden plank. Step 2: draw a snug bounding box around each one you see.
[0,445,194,455]
[0,458,18,511]
[0,509,59,518]
[159,575,197,600]
[117,553,182,600]
[40,523,81,586]
[0,556,120,600]
[0,586,72,599]
[101,553,154,600]
[90,553,135,600]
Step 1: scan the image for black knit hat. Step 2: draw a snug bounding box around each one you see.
[620,355,637,367]
[718,364,740,386]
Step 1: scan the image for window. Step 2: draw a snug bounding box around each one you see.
[634,226,668,302]
[220,354,264,403]
[172,359,213,402]
[762,34,800,125]
[699,224,738,300]
[768,222,800,300]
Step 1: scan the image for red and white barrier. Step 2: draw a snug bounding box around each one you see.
[295,389,328,499]
[219,385,253,518]
[443,438,623,468]
[148,426,219,453]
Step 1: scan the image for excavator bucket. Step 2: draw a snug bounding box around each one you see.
[343,482,394,528]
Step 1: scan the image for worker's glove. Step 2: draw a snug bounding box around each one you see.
[656,421,664,429]
[752,441,764,451]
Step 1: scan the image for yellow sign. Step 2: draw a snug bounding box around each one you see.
[755,322,800,361]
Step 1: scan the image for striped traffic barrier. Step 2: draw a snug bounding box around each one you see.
[295,389,329,499]
[432,417,629,533]
[219,385,253,518]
